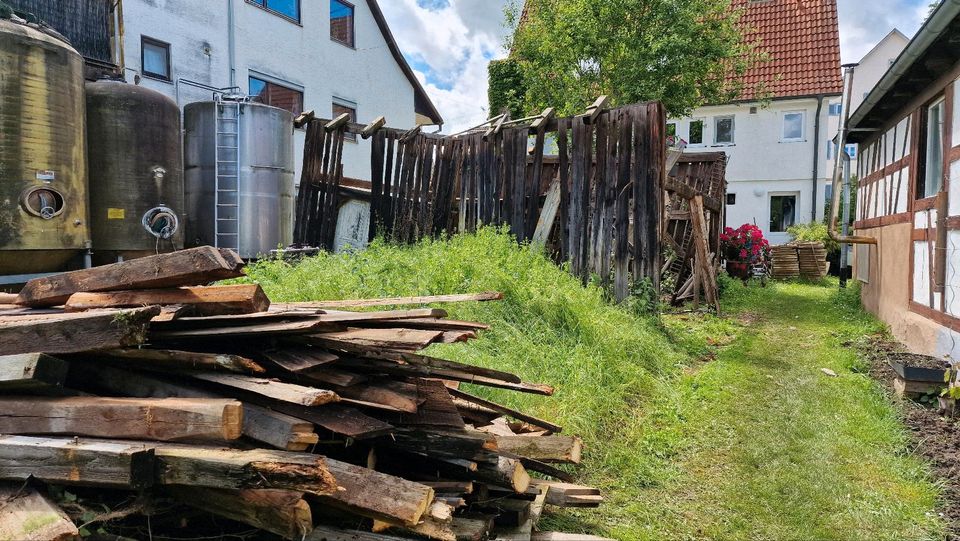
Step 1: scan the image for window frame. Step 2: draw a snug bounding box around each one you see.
[248,73,305,116]
[828,103,842,116]
[330,0,357,49]
[688,118,705,146]
[714,115,735,145]
[781,111,805,143]
[140,35,172,82]
[918,96,946,200]
[332,98,358,142]
[247,0,302,24]
[769,193,798,233]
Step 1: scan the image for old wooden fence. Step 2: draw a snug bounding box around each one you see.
[294,102,672,301]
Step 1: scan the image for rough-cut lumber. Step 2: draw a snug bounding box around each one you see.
[451,517,495,541]
[16,246,245,307]
[0,483,80,541]
[496,487,547,541]
[529,480,602,507]
[0,353,69,391]
[241,404,319,451]
[438,330,478,343]
[0,307,159,356]
[261,346,339,374]
[64,284,270,316]
[495,435,583,464]
[450,388,562,432]
[0,397,242,442]
[0,435,155,489]
[357,318,491,331]
[301,367,368,387]
[422,481,474,495]
[99,348,266,374]
[286,292,503,310]
[315,308,449,323]
[314,328,444,351]
[372,500,456,541]
[167,488,312,540]
[189,373,340,407]
[387,429,495,460]
[334,380,419,413]
[475,456,530,494]
[153,444,337,495]
[151,317,340,339]
[315,458,435,527]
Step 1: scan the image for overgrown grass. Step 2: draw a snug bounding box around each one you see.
[239,229,944,539]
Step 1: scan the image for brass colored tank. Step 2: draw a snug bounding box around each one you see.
[0,16,88,274]
[86,78,184,265]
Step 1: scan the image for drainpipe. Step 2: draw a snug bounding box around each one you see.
[227,0,237,88]
[812,95,824,222]
[829,64,878,245]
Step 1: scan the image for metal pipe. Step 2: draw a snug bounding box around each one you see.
[227,0,237,88]
[175,77,240,109]
[840,152,851,287]
[829,64,877,245]
[812,95,824,222]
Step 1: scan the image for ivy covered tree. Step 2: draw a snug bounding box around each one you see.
[493,0,761,118]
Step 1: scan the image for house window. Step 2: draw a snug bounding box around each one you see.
[828,103,842,116]
[782,111,804,142]
[249,0,301,23]
[333,99,358,142]
[141,36,171,81]
[714,116,734,144]
[770,195,797,233]
[331,0,355,47]
[689,119,704,145]
[666,123,677,137]
[826,141,836,160]
[249,76,304,115]
[844,144,857,159]
[726,193,736,206]
[920,97,945,199]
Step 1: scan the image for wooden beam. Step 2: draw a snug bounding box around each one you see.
[316,308,449,323]
[579,95,609,125]
[326,113,352,131]
[530,107,556,131]
[0,353,69,391]
[0,397,243,443]
[153,444,338,495]
[168,488,312,540]
[495,435,583,464]
[241,404,319,451]
[98,348,266,375]
[150,317,340,339]
[361,116,387,139]
[315,458,435,527]
[532,178,562,246]
[0,435,155,489]
[312,328,444,351]
[372,500,456,540]
[483,113,508,141]
[449,388,562,432]
[0,483,80,541]
[16,247,245,307]
[276,292,503,309]
[294,110,315,129]
[189,373,340,407]
[0,307,159,356]
[495,486,547,541]
[475,456,530,494]
[64,284,270,316]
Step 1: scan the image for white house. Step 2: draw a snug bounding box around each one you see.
[116,0,442,183]
[670,0,844,245]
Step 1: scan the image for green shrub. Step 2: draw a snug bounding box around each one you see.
[787,221,839,253]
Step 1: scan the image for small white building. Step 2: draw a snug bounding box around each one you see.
[116,0,442,183]
[670,0,844,245]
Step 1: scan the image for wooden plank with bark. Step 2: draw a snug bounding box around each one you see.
[0,307,159,356]
[0,353,69,391]
[167,487,312,540]
[495,435,583,464]
[16,247,245,307]
[99,348,266,375]
[0,435,155,489]
[0,397,243,443]
[64,284,270,316]
[0,483,80,541]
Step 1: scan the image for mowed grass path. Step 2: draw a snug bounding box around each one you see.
[624,280,944,541]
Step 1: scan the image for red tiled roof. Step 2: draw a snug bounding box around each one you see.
[731,0,843,100]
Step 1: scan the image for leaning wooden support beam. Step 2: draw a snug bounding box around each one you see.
[315,458,435,527]
[154,444,337,495]
[64,284,270,316]
[0,483,80,541]
[16,246,245,307]
[0,397,243,443]
[0,353,69,391]
[98,348,266,375]
[168,488,313,541]
[495,435,583,464]
[0,435,155,489]
[0,307,159,356]
[278,291,502,309]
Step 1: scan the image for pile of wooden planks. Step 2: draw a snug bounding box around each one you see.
[0,246,612,541]
[795,242,829,279]
[771,245,801,279]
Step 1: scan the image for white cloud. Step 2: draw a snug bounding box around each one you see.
[837,0,926,63]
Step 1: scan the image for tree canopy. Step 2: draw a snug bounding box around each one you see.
[495,0,760,118]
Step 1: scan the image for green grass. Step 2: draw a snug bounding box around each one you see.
[239,229,944,540]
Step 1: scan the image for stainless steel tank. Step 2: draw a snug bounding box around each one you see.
[183,98,295,259]
[0,16,88,274]
[86,78,184,265]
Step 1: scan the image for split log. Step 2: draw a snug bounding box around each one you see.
[495,435,582,464]
[64,284,270,316]
[284,292,503,310]
[153,444,337,495]
[99,348,266,374]
[0,483,80,541]
[167,488,312,540]
[189,373,340,407]
[315,458,434,527]
[0,435,155,489]
[0,397,243,442]
[0,353,69,391]
[475,456,530,494]
[0,307,159,356]
[16,246,245,307]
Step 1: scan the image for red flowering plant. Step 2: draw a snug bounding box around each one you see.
[720,224,771,280]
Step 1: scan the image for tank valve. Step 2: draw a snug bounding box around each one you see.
[142,206,179,239]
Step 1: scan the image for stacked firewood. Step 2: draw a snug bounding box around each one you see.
[0,247,611,541]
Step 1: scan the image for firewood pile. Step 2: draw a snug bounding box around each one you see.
[0,247,612,541]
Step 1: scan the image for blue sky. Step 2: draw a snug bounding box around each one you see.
[379,0,932,132]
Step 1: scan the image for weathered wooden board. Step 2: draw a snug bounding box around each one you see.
[313,328,444,351]
[282,292,502,309]
[99,348,266,374]
[0,483,80,541]
[64,284,270,316]
[189,373,340,407]
[450,388,562,432]
[261,346,339,374]
[0,353,69,391]
[495,435,583,464]
[0,435,155,489]
[167,488,312,541]
[0,307,159,357]
[16,247,245,307]
[0,397,243,442]
[316,458,434,527]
